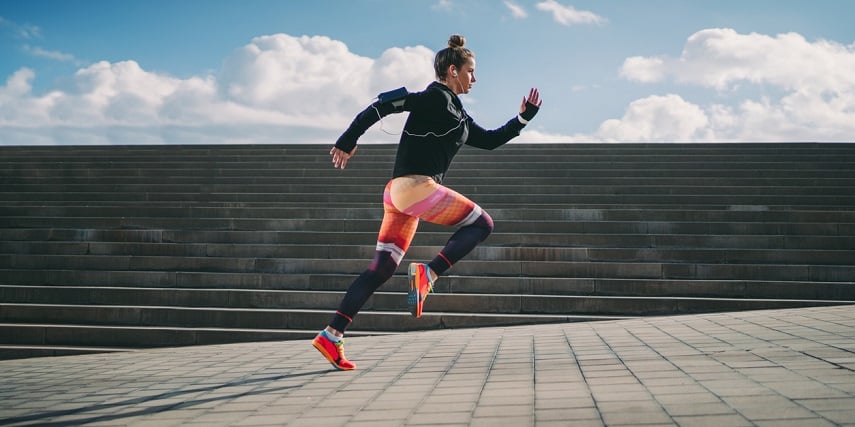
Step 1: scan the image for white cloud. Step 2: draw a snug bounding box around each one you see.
[535,0,605,26]
[619,56,665,83]
[0,33,435,145]
[0,16,42,39]
[0,69,49,128]
[432,0,453,12]
[621,28,855,92]
[517,129,590,143]
[595,94,709,142]
[368,45,437,96]
[219,34,373,121]
[22,44,77,63]
[597,28,855,142]
[0,68,35,98]
[504,1,528,19]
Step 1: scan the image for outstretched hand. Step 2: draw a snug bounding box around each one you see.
[330,146,357,170]
[520,88,542,114]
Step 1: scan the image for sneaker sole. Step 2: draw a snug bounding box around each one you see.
[408,263,423,318]
[312,340,354,371]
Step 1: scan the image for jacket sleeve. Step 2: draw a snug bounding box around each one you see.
[333,100,394,154]
[464,116,526,150]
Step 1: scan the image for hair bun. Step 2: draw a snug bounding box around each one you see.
[448,35,466,49]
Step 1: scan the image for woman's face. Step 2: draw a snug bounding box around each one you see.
[450,58,476,95]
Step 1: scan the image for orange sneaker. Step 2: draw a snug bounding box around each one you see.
[312,332,355,371]
[408,262,434,318]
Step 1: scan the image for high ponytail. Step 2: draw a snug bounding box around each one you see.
[447,34,466,49]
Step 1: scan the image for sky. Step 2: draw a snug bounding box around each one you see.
[1,0,854,145]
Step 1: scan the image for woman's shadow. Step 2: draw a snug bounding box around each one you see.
[0,369,330,426]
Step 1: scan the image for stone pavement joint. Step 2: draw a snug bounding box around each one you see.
[1,305,854,426]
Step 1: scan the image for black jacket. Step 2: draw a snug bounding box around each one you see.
[335,81,526,183]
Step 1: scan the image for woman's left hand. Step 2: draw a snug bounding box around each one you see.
[520,88,542,114]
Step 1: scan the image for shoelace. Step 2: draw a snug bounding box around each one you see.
[425,265,435,293]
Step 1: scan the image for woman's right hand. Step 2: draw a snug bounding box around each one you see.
[330,146,357,169]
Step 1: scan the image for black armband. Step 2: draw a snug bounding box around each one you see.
[378,87,408,112]
[520,101,540,122]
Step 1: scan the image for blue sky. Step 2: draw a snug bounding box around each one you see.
[1,0,854,145]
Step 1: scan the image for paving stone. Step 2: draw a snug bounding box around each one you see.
[754,419,837,427]
[469,416,533,426]
[601,409,673,426]
[406,411,472,425]
[671,413,753,427]
[535,407,600,421]
[660,402,734,416]
[817,410,855,424]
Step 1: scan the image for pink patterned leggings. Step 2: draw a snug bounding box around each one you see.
[329,176,493,332]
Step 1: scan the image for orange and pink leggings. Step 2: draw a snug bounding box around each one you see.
[329,178,493,332]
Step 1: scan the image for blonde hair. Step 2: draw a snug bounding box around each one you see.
[434,35,474,80]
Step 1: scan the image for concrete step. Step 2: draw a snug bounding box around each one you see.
[4,157,853,168]
[3,201,853,214]
[0,303,612,332]
[3,150,853,161]
[2,216,852,235]
[3,286,850,317]
[1,140,852,150]
[6,176,855,188]
[5,183,855,197]
[2,241,853,265]
[3,192,852,207]
[4,148,853,160]
[3,272,855,300]
[5,228,850,250]
[0,344,135,360]
[5,163,852,175]
[4,206,855,223]
[4,161,852,172]
[2,254,854,282]
[5,168,851,180]
[0,323,391,348]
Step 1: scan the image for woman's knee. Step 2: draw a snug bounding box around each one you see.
[368,252,399,282]
[474,210,494,237]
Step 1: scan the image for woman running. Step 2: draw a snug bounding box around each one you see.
[313,34,542,370]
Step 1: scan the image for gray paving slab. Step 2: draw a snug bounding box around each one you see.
[1,305,854,426]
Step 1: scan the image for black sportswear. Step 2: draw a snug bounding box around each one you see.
[335,81,528,183]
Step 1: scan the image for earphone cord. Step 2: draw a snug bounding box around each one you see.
[373,104,400,136]
[373,103,467,138]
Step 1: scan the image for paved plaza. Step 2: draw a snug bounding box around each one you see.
[1,305,854,426]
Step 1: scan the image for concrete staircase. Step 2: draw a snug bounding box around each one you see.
[1,143,854,358]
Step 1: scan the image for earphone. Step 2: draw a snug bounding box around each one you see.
[452,68,465,91]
